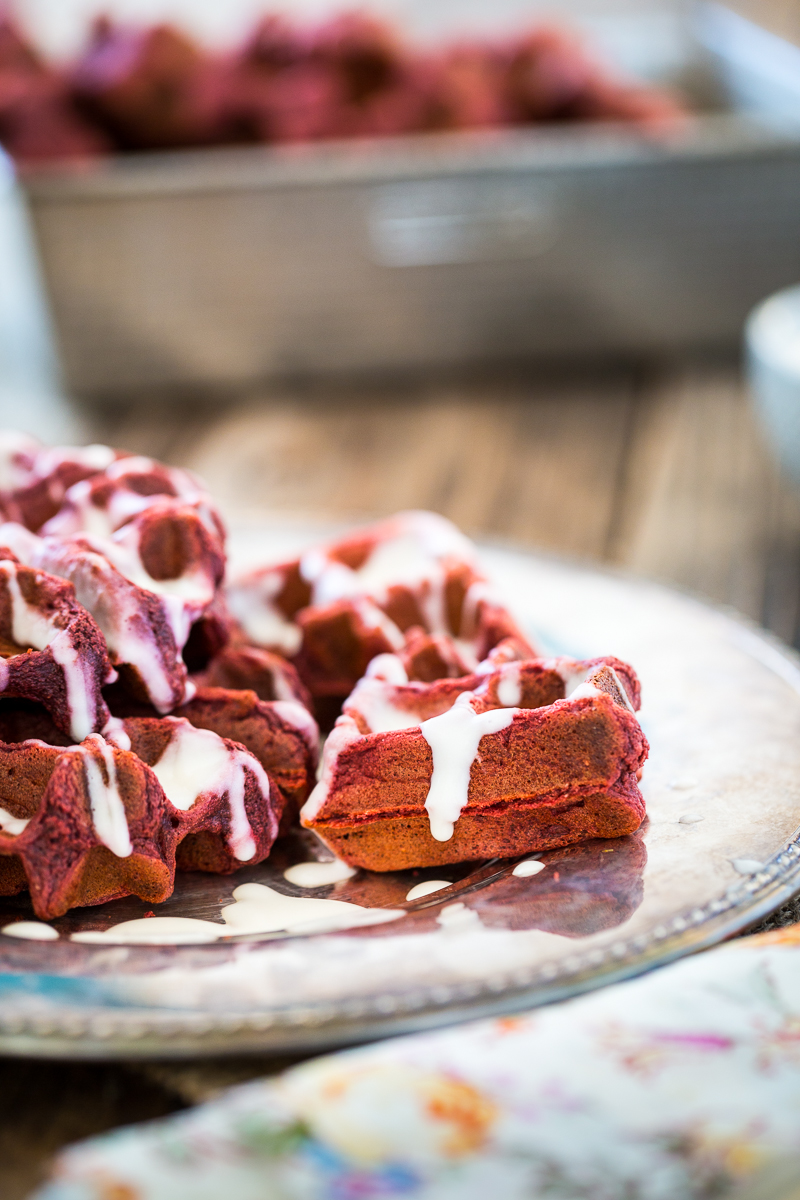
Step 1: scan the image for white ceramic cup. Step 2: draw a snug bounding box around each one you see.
[747,284,800,484]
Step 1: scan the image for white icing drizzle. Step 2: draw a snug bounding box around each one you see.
[112,523,212,605]
[81,444,117,470]
[42,455,213,540]
[106,455,164,480]
[459,579,502,639]
[301,531,448,629]
[49,631,95,742]
[351,535,435,597]
[95,522,214,644]
[300,549,354,605]
[365,653,408,684]
[300,513,474,608]
[496,661,523,708]
[34,443,116,482]
[548,659,593,697]
[149,720,262,861]
[301,717,363,824]
[0,562,96,741]
[227,571,302,656]
[221,883,403,935]
[0,804,29,836]
[0,659,8,691]
[71,883,404,943]
[512,859,546,877]
[1,564,57,650]
[270,666,301,705]
[420,692,515,841]
[43,478,147,539]
[0,431,39,492]
[283,859,355,887]
[230,512,477,659]
[406,879,450,901]
[75,735,132,859]
[451,638,480,671]
[0,522,40,562]
[352,599,404,651]
[0,525,189,714]
[300,512,478,637]
[269,701,319,754]
[436,901,481,930]
[2,921,58,940]
[102,716,131,752]
[73,917,224,945]
[69,548,182,713]
[416,571,448,637]
[346,677,424,734]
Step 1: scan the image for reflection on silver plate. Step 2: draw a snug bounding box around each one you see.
[1,529,800,1059]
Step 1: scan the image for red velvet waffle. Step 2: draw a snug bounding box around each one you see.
[0,435,121,532]
[0,548,114,741]
[302,654,648,870]
[0,435,324,916]
[0,734,176,919]
[117,716,284,874]
[227,511,536,717]
[106,684,319,835]
[195,641,312,708]
[0,434,648,917]
[0,434,223,545]
[0,512,222,713]
[0,438,226,714]
[0,12,684,165]
[0,719,285,918]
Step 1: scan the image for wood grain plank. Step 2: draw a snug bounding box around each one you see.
[146,373,634,563]
[608,366,800,642]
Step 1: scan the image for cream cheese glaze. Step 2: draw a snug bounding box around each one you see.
[283,860,355,887]
[420,693,515,841]
[230,511,480,655]
[72,735,132,859]
[495,661,523,708]
[226,571,302,656]
[269,701,320,754]
[0,804,28,836]
[71,882,404,944]
[2,921,59,940]
[512,859,546,877]
[149,719,262,861]
[0,561,99,741]
[0,523,192,713]
[345,676,425,734]
[405,879,451,901]
[41,454,217,541]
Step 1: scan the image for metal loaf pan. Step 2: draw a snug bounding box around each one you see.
[18,2,800,400]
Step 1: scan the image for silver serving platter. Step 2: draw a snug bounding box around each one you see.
[0,529,799,1059]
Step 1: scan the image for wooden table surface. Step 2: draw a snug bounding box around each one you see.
[92,356,800,648]
[6,358,800,1197]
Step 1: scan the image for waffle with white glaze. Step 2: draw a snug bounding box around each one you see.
[0,434,320,917]
[227,510,537,725]
[301,653,648,871]
[0,433,648,912]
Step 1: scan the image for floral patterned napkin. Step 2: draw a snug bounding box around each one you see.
[32,926,800,1200]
